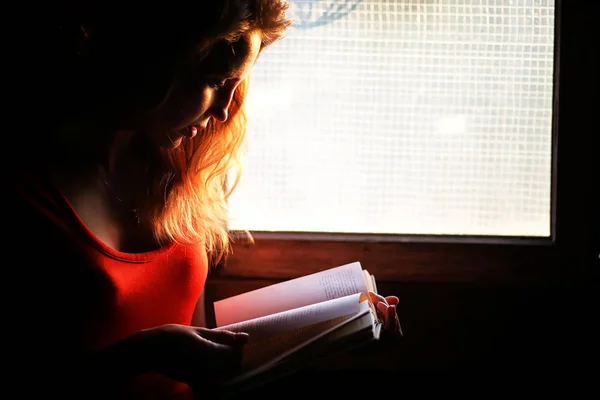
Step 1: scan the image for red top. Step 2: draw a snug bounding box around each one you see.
[9,172,208,399]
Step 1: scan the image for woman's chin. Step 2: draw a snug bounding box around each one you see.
[155,131,185,149]
[145,128,187,149]
[159,136,183,150]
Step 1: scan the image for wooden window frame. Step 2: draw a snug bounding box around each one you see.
[218,0,598,285]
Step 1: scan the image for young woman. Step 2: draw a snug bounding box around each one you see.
[9,1,400,398]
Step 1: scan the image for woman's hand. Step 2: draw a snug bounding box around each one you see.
[131,324,249,385]
[368,291,403,337]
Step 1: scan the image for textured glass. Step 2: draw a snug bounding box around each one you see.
[228,0,555,236]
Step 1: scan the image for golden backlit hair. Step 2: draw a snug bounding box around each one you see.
[152,1,293,264]
[36,1,292,264]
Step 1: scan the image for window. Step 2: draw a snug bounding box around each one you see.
[222,1,597,283]
[229,0,555,237]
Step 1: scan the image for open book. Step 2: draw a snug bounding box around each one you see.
[212,261,384,393]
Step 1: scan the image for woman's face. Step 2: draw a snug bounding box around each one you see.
[142,31,262,149]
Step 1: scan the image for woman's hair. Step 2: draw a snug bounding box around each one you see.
[152,1,293,265]
[40,1,293,264]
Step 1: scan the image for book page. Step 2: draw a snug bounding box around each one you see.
[222,300,373,390]
[240,314,353,370]
[216,292,362,340]
[214,261,368,327]
[363,270,376,293]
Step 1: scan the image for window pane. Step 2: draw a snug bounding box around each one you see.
[228,0,556,237]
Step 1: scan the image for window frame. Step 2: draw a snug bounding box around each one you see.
[220,0,598,284]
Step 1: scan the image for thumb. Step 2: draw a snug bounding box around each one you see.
[196,328,249,346]
[368,291,388,306]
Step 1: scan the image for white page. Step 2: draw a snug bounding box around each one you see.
[214,261,367,327]
[222,300,372,388]
[215,293,363,341]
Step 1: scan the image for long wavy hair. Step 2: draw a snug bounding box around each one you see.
[153,2,293,265]
[39,1,293,264]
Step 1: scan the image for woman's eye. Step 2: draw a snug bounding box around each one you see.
[208,79,228,89]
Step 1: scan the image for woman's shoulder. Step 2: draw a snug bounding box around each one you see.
[11,170,64,214]
[9,168,88,241]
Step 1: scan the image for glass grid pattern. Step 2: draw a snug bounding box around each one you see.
[228,0,555,236]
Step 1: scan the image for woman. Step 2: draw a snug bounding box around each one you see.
[9,1,400,399]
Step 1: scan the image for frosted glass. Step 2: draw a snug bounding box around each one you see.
[228,0,555,237]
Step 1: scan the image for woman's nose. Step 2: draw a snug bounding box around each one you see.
[209,89,235,122]
[210,107,229,122]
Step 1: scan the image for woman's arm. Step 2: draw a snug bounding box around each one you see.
[78,332,147,383]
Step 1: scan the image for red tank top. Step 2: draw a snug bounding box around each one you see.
[10,172,208,399]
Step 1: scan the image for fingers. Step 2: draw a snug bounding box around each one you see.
[374,297,402,336]
[385,296,399,306]
[195,327,249,347]
[190,332,247,370]
[368,291,387,305]
[385,304,402,336]
[387,304,397,331]
[375,302,392,330]
[369,291,399,307]
[367,292,403,336]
